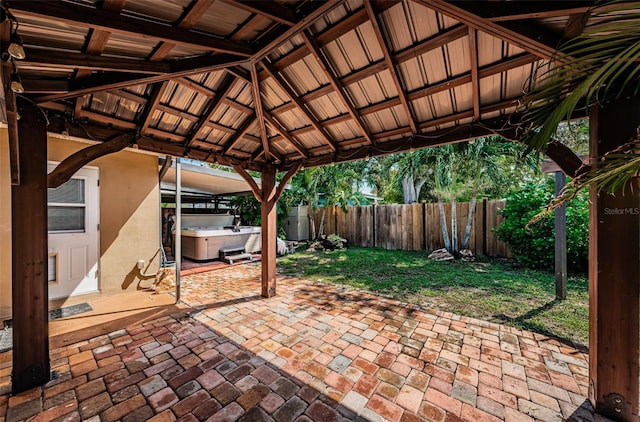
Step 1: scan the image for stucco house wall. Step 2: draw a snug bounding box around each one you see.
[0,129,161,320]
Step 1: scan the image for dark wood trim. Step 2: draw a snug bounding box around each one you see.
[12,97,50,394]
[364,1,417,134]
[446,1,592,22]
[223,0,296,26]
[261,60,339,151]
[47,133,133,188]
[9,1,253,57]
[302,30,374,145]
[545,140,585,177]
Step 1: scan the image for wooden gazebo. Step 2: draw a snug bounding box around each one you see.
[1,1,637,420]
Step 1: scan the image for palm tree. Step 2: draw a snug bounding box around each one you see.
[518,1,640,196]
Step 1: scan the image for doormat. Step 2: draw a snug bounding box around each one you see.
[0,303,93,352]
[0,328,12,353]
[48,303,93,321]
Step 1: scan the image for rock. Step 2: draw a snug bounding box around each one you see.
[428,248,454,261]
[460,249,475,261]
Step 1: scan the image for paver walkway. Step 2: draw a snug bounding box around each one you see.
[0,263,608,421]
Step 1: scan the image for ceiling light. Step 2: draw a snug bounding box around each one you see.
[8,33,25,60]
[10,72,24,93]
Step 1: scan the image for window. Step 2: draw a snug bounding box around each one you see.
[48,178,86,233]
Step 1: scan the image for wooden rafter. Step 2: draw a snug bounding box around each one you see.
[138,82,169,136]
[185,74,238,148]
[223,114,257,154]
[301,30,374,146]
[9,2,253,57]
[252,62,271,161]
[22,49,171,74]
[223,0,296,26]
[149,0,215,61]
[270,0,401,71]
[263,111,308,159]
[468,28,480,121]
[252,0,345,61]
[261,60,339,152]
[73,0,127,120]
[422,0,562,60]
[364,1,417,134]
[34,54,245,103]
[447,1,592,22]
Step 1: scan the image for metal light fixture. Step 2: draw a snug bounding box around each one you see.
[8,33,25,59]
[10,71,24,93]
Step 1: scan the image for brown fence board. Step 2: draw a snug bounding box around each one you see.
[308,199,511,257]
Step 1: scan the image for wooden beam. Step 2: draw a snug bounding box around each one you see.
[35,54,246,103]
[252,0,345,61]
[545,140,585,177]
[1,18,19,185]
[149,0,215,60]
[139,82,169,136]
[232,164,262,202]
[364,1,417,134]
[9,1,253,57]
[185,74,238,147]
[263,111,309,159]
[302,30,374,145]
[261,60,339,152]
[468,28,480,121]
[447,1,592,22]
[223,0,296,26]
[48,134,133,188]
[223,114,257,154]
[159,155,173,180]
[280,114,518,170]
[12,97,50,394]
[22,48,171,74]
[252,62,271,161]
[274,161,302,203]
[421,0,561,60]
[589,96,640,421]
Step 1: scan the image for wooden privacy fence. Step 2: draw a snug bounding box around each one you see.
[310,200,511,257]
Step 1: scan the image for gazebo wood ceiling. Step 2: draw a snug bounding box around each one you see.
[2,0,598,172]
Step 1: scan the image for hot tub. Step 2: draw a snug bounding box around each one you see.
[179,226,261,261]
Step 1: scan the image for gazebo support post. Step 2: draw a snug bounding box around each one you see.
[234,162,302,298]
[12,97,51,394]
[589,97,640,421]
[260,164,277,297]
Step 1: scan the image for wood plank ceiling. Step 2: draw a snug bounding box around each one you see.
[1,0,596,172]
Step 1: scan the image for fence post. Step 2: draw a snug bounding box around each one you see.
[372,204,376,248]
[482,198,488,256]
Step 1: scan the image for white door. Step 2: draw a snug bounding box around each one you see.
[47,164,100,299]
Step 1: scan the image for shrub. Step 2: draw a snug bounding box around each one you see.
[495,179,589,273]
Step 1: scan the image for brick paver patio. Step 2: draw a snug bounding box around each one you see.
[0,263,609,421]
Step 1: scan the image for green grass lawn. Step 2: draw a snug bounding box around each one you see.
[277,246,589,347]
